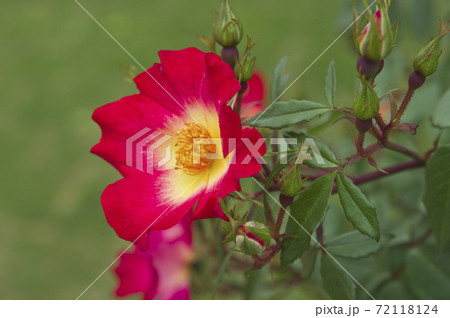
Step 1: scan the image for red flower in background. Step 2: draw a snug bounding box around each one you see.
[239,71,267,121]
[115,213,193,300]
[91,48,266,249]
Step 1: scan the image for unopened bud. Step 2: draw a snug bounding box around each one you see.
[280,165,301,198]
[213,0,243,48]
[235,221,270,255]
[353,81,380,120]
[234,54,254,83]
[413,21,449,77]
[355,1,396,62]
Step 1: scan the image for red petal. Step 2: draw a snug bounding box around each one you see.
[205,128,266,200]
[241,71,266,121]
[91,94,177,170]
[218,105,242,158]
[134,63,185,116]
[201,51,241,106]
[135,47,239,109]
[158,48,206,104]
[193,189,227,221]
[228,127,266,181]
[101,169,203,243]
[115,252,158,299]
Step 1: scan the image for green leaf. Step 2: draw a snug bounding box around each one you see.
[281,173,336,266]
[336,172,380,241]
[270,56,291,103]
[405,246,450,299]
[377,280,414,300]
[245,100,331,129]
[432,88,450,129]
[324,231,393,259]
[283,131,339,169]
[301,248,318,278]
[324,61,336,107]
[424,145,450,250]
[320,255,355,300]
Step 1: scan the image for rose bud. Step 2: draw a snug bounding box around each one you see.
[353,80,380,120]
[280,165,301,199]
[213,0,243,48]
[413,21,449,78]
[355,0,396,62]
[235,221,271,255]
[234,53,255,83]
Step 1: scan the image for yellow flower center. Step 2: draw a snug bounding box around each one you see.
[175,123,217,175]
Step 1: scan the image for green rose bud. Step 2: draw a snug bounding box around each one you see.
[354,0,396,62]
[280,165,301,198]
[353,80,380,120]
[413,21,449,77]
[234,53,255,83]
[213,0,243,48]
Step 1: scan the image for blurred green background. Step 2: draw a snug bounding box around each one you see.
[1,0,449,299]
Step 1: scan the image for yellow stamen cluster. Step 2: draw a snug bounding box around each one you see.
[175,123,216,175]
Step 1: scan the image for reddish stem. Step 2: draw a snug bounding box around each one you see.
[274,207,286,243]
[356,133,365,156]
[384,140,425,163]
[262,164,271,177]
[316,224,326,255]
[375,113,386,131]
[342,142,383,168]
[235,82,247,116]
[393,88,415,124]
[332,160,424,194]
[400,229,432,248]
